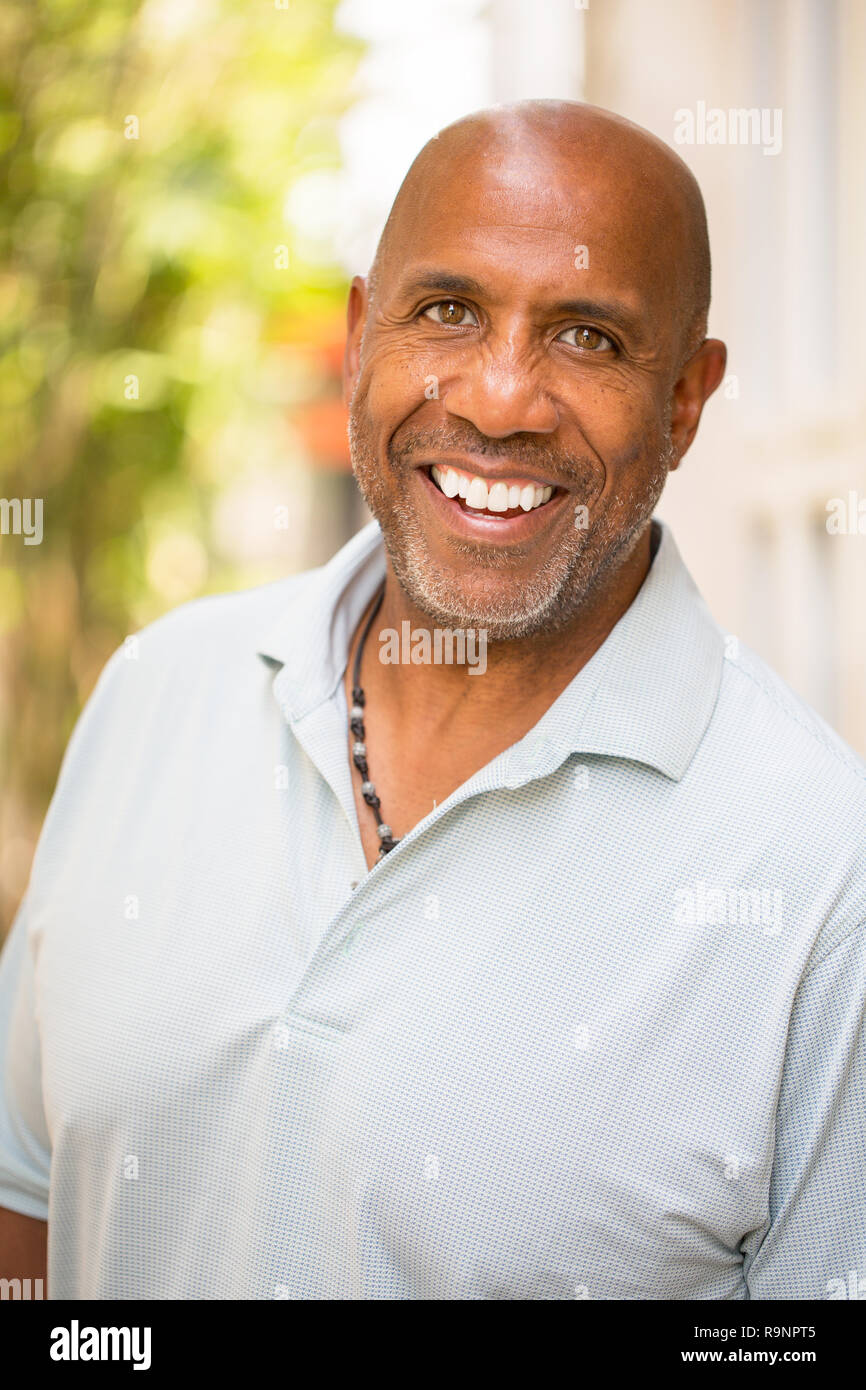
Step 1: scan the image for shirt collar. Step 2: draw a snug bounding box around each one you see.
[524,518,725,781]
[256,516,724,782]
[256,520,387,719]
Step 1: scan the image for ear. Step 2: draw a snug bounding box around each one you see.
[667,338,727,470]
[342,276,369,407]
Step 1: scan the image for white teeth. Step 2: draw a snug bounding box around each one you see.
[466,477,489,509]
[429,466,555,514]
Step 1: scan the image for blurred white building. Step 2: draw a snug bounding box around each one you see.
[330,0,866,752]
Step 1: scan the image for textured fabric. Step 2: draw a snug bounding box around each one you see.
[1,517,865,1300]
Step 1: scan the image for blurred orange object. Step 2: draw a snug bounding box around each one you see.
[295,394,351,471]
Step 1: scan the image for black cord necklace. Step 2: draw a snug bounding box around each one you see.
[350,582,400,858]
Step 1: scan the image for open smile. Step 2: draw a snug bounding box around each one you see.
[416,461,568,540]
[430,462,556,515]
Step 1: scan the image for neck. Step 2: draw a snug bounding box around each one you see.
[351,523,655,738]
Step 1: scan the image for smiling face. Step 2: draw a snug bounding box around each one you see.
[345,102,725,640]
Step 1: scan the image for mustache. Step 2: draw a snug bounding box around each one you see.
[388,422,597,479]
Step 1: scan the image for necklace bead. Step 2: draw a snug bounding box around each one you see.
[351,583,400,858]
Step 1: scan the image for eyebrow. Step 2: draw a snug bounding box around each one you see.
[398,271,488,299]
[394,270,645,339]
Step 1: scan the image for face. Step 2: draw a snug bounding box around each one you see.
[345,134,725,640]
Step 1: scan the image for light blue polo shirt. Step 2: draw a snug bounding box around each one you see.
[1,517,865,1300]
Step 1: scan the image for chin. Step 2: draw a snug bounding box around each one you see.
[387,544,585,642]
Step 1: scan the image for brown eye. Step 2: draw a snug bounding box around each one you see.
[576,327,602,348]
[439,300,465,324]
[558,324,615,352]
[422,300,479,327]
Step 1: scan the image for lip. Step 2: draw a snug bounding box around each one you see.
[415,463,570,543]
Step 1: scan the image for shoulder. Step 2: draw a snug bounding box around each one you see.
[716,636,866,796]
[113,519,384,679]
[23,566,328,894]
[42,567,323,802]
[80,565,327,725]
[708,637,866,967]
[125,569,317,667]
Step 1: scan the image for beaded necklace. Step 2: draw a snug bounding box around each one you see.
[350,582,400,857]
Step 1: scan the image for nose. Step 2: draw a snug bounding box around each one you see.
[442,342,560,438]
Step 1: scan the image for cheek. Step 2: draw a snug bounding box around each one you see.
[361,342,437,427]
[568,375,665,462]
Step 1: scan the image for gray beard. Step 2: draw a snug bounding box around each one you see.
[347,402,674,642]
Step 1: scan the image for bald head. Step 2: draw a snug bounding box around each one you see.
[368,100,711,361]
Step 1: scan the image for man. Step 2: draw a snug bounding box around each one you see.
[1,101,864,1300]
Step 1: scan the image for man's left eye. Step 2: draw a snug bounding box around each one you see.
[422,300,479,327]
[557,325,615,352]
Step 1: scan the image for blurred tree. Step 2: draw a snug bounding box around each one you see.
[0,0,362,934]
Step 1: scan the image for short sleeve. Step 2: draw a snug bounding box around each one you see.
[0,891,51,1220]
[744,925,866,1298]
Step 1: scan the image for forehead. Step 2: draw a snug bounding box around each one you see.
[384,144,686,314]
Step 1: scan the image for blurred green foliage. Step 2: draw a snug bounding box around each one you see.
[0,0,362,931]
